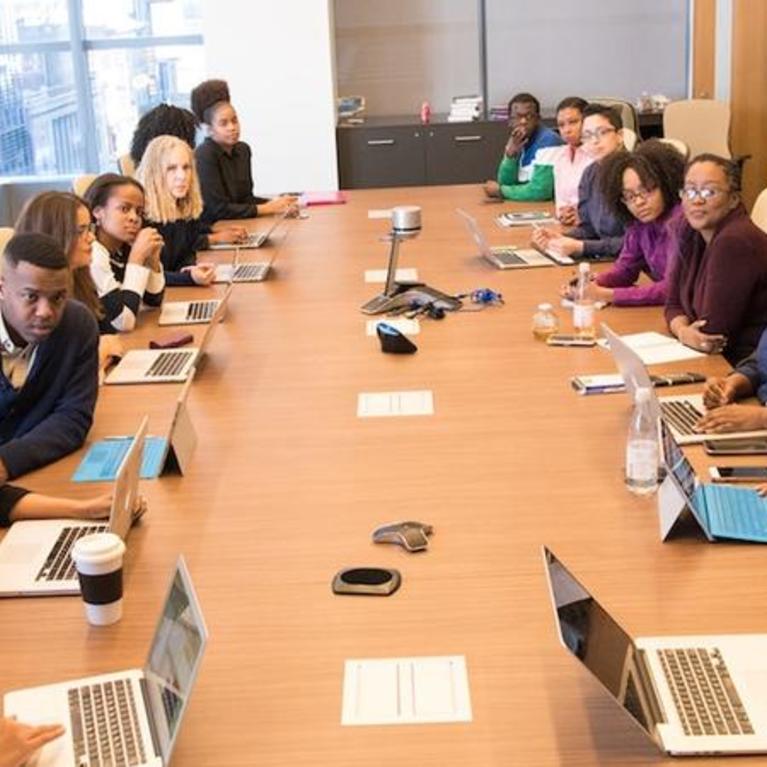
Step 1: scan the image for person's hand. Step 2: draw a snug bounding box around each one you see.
[208,226,248,245]
[678,319,727,354]
[98,335,124,369]
[702,376,739,409]
[695,404,767,434]
[531,226,553,250]
[484,180,501,199]
[183,263,216,286]
[0,717,64,767]
[74,493,113,520]
[128,227,164,266]
[257,196,298,216]
[505,125,528,157]
[557,205,578,226]
[756,483,767,497]
[546,236,584,258]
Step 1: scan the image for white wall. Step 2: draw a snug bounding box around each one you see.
[202,1,338,193]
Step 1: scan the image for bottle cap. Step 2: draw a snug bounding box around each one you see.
[578,261,590,274]
[537,303,553,311]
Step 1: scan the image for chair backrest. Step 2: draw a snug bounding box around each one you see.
[588,97,639,134]
[658,137,690,160]
[0,227,14,276]
[621,127,638,152]
[751,188,767,235]
[663,99,731,159]
[72,174,98,198]
[117,153,136,177]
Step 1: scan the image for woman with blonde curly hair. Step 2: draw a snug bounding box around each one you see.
[137,135,243,286]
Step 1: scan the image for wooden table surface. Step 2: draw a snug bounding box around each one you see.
[3,185,767,766]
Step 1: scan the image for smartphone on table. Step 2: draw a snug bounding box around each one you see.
[709,466,767,482]
[703,438,767,455]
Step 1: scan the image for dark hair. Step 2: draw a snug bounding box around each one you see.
[600,139,686,223]
[83,173,145,211]
[14,191,103,319]
[556,96,588,115]
[130,104,197,165]
[582,103,622,130]
[191,79,231,125]
[4,233,68,271]
[508,92,540,116]
[686,153,741,193]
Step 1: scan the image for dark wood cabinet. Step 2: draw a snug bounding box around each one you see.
[337,118,508,189]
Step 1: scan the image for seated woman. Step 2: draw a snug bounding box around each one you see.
[665,154,767,364]
[130,103,198,167]
[537,96,592,225]
[137,135,245,287]
[191,78,297,223]
[14,191,124,369]
[563,139,685,306]
[84,173,166,329]
[532,103,626,261]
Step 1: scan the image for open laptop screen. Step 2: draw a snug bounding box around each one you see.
[661,420,696,501]
[543,547,658,738]
[145,558,208,762]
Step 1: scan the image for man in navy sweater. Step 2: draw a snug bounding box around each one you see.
[0,233,98,480]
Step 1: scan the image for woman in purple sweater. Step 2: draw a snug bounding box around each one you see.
[563,140,685,306]
[665,154,767,365]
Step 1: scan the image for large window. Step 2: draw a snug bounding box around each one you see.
[0,0,203,177]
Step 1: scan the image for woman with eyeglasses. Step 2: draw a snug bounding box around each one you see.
[561,140,685,305]
[14,191,124,369]
[531,103,626,261]
[665,154,767,364]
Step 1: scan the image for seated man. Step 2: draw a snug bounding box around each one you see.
[0,233,99,480]
[484,92,563,202]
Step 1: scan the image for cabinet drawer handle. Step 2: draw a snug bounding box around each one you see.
[367,139,395,146]
[454,135,482,143]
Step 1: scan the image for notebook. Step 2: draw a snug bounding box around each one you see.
[4,556,208,767]
[206,210,288,251]
[0,417,146,597]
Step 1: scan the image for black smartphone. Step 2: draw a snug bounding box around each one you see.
[703,438,767,455]
[709,466,767,482]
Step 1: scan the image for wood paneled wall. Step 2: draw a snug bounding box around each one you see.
[692,0,715,98]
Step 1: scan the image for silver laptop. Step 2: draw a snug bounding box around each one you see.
[456,208,554,269]
[158,297,222,326]
[207,210,288,252]
[0,416,146,597]
[543,546,767,756]
[105,286,232,385]
[4,556,208,767]
[602,323,767,445]
[213,218,291,284]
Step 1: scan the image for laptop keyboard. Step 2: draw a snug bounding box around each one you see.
[658,648,754,736]
[490,248,526,266]
[234,263,268,281]
[661,400,703,436]
[185,301,217,322]
[68,679,147,767]
[35,525,107,582]
[146,350,194,378]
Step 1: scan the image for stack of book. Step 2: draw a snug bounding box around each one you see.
[448,95,483,123]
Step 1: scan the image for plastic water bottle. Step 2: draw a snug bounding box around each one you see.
[625,387,659,495]
[572,262,595,338]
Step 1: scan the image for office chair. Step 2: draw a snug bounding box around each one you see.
[72,174,98,198]
[117,153,136,177]
[589,97,639,134]
[621,128,638,152]
[0,227,14,276]
[659,137,690,160]
[751,189,767,235]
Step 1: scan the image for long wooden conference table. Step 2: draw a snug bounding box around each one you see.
[3,184,766,766]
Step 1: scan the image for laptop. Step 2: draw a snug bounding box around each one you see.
[456,209,557,269]
[158,296,223,326]
[0,416,146,597]
[207,210,288,251]
[105,286,232,385]
[658,420,767,543]
[4,556,208,767]
[543,546,767,756]
[602,323,767,445]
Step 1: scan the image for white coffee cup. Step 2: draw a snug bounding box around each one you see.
[71,532,126,626]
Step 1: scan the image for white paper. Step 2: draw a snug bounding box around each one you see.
[357,390,434,418]
[365,319,420,337]
[598,331,705,365]
[368,208,393,219]
[365,268,419,283]
[341,655,472,726]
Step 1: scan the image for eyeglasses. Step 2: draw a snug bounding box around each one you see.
[580,127,617,143]
[76,222,97,236]
[679,186,727,202]
[621,186,657,205]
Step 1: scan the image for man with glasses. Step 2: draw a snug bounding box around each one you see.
[665,154,767,365]
[483,92,562,202]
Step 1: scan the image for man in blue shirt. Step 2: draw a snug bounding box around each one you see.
[484,92,563,201]
[0,233,98,480]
